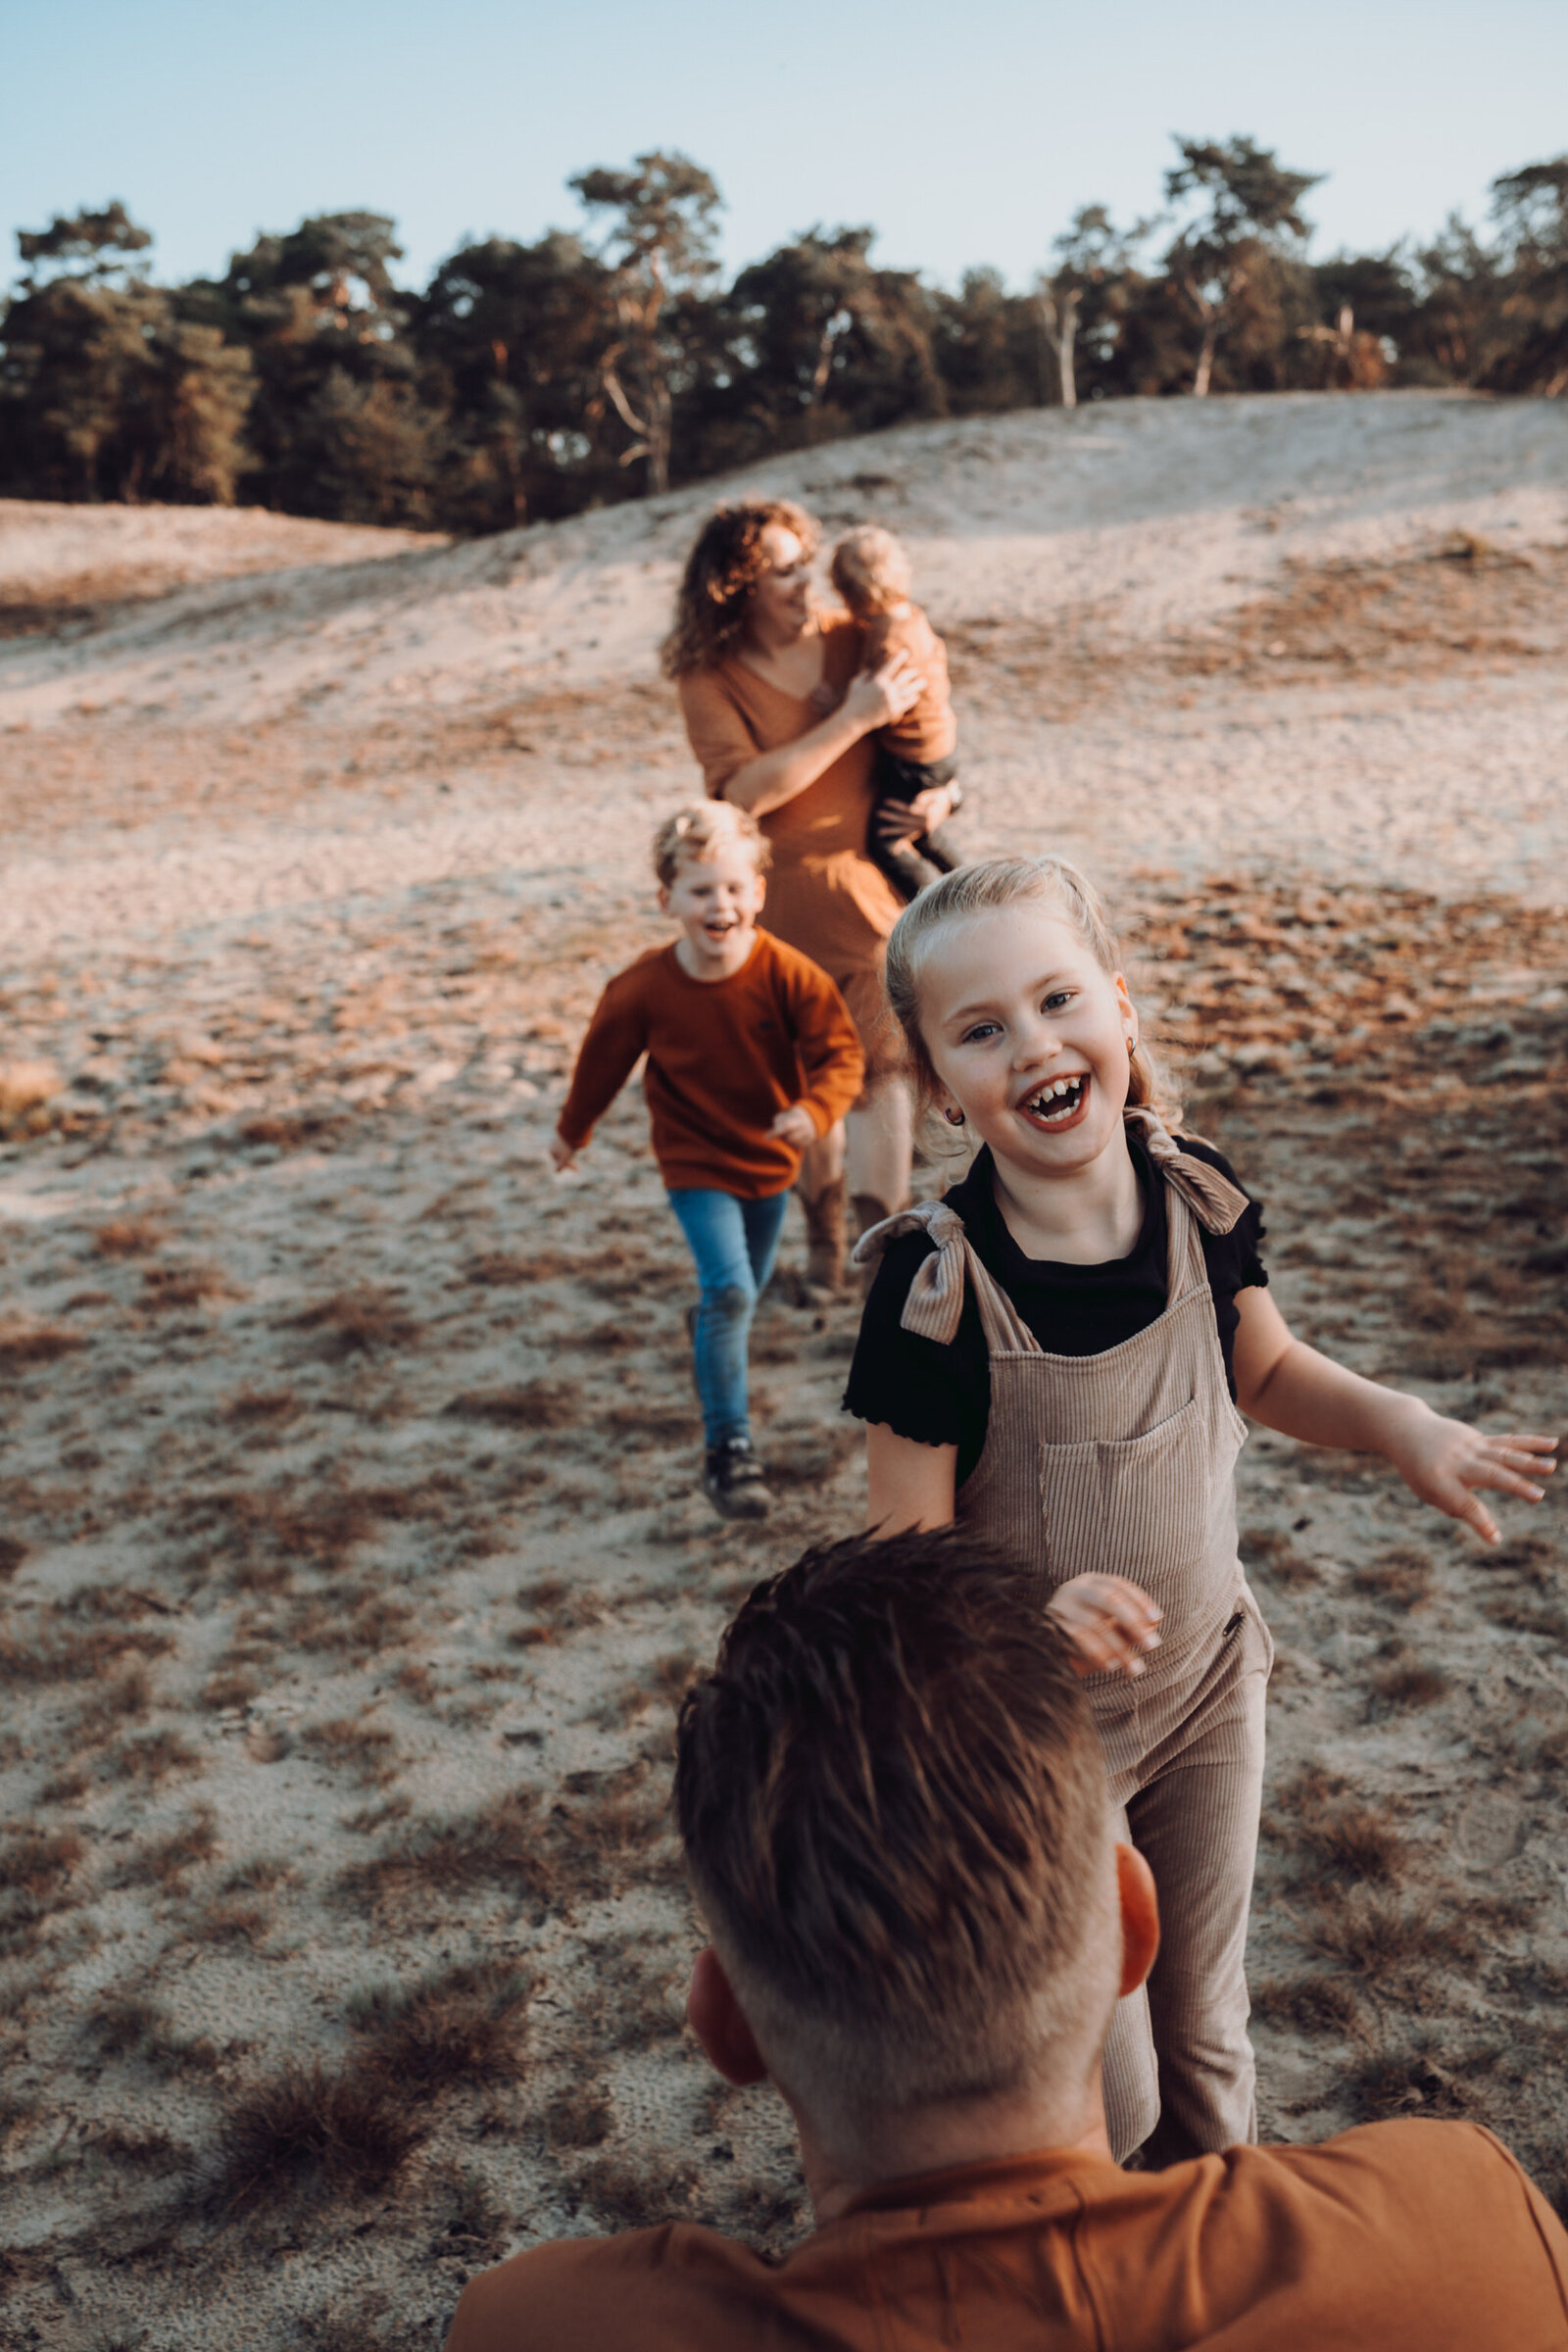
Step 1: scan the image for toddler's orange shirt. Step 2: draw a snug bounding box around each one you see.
[557,932,863,1197]
[863,602,957,763]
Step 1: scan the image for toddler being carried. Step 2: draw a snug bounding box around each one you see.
[830,524,963,903]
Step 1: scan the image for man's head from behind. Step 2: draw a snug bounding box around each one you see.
[675,1529,1151,2176]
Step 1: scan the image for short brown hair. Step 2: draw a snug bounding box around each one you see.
[830,524,912,617]
[675,1528,1114,2122]
[651,800,770,887]
[661,500,820,678]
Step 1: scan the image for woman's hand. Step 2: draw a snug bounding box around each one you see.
[549,1131,578,1173]
[1383,1400,1557,1545]
[1047,1574,1163,1678]
[843,651,924,733]
[769,1103,817,1150]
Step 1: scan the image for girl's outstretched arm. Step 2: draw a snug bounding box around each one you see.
[866,1424,956,1534]
[1233,1286,1558,1546]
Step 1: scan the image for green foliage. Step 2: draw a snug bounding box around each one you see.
[2,138,1564,529]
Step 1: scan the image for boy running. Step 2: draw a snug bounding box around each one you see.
[553,804,864,1520]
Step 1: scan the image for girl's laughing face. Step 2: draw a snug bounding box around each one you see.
[918,906,1138,1180]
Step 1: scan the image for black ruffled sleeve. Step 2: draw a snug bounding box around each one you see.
[842,1228,991,1476]
[1179,1137,1268,1292]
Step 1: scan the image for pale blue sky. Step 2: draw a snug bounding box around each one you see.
[4,0,1564,292]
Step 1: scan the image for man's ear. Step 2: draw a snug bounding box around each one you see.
[1115,1842,1160,1998]
[687,1946,769,2086]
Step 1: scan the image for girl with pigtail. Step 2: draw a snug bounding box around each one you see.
[846,856,1556,2169]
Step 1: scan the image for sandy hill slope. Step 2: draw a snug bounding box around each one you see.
[2,391,1566,968]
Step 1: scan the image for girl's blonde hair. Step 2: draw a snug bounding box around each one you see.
[652,800,770,887]
[882,856,1181,1132]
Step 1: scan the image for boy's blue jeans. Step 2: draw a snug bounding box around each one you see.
[666,1188,791,1448]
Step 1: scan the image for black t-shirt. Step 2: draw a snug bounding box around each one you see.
[844,1132,1267,1488]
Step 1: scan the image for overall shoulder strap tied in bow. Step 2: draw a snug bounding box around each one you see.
[1124,1108,1250,1237]
[852,1199,1038,1352]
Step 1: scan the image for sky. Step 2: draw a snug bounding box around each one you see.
[3,0,1565,294]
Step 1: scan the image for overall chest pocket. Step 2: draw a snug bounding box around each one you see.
[1038,1395,1210,1596]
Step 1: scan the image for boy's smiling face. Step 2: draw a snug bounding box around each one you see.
[662,845,767,979]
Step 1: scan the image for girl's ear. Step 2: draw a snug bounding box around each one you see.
[1113,971,1137,1041]
[657,883,672,913]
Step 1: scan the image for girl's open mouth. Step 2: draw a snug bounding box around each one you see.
[1018,1072,1091,1130]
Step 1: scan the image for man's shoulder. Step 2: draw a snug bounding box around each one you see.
[1206,2122,1567,2307]
[445,2221,777,2351]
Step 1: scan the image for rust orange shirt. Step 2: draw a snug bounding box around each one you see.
[556,931,863,1197]
[862,602,956,763]
[444,2123,1568,2351]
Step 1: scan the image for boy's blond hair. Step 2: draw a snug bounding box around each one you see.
[652,800,771,888]
[830,525,912,618]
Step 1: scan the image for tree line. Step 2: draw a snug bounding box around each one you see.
[1,137,1564,533]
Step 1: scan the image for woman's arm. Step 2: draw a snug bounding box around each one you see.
[866,1423,956,1533]
[1233,1285,1557,1544]
[725,657,922,817]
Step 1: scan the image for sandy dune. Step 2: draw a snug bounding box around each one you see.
[1,393,1566,2348]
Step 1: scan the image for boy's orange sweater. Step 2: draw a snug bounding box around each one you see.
[557,932,864,1197]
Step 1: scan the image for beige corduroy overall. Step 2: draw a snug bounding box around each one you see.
[857,1112,1274,2165]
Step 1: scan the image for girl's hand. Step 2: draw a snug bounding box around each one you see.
[1385,1403,1557,1545]
[1047,1574,1163,1678]
[549,1132,578,1173]
[843,652,924,731]
[769,1103,817,1150]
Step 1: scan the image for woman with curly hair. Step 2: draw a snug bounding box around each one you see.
[665,499,953,1287]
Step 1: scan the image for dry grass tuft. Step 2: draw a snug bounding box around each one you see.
[446,1380,582,1429]
[0,1324,87,1370]
[213,2058,425,2213]
[0,1828,85,1900]
[303,1716,398,1786]
[1274,1767,1409,1885]
[1252,1972,1364,2037]
[350,1960,532,2091]
[138,1261,237,1312]
[578,2153,699,2229]
[110,1728,203,1784]
[1349,2041,1489,2123]
[221,1386,300,1430]
[340,1790,546,1909]
[197,1895,272,1944]
[1351,1547,1435,1607]
[292,1288,416,1357]
[1304,1886,1479,1984]
[1368,1655,1448,1712]
[0,1621,173,1688]
[543,2083,612,2149]
[92,1216,163,1258]
[75,1663,152,1741]
[1244,1526,1320,1588]
[118,1805,219,1890]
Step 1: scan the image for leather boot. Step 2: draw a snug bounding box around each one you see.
[802,1177,847,1293]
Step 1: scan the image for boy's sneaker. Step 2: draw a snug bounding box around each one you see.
[702,1438,771,1521]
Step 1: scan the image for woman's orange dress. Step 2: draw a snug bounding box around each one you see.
[677,614,905,1080]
